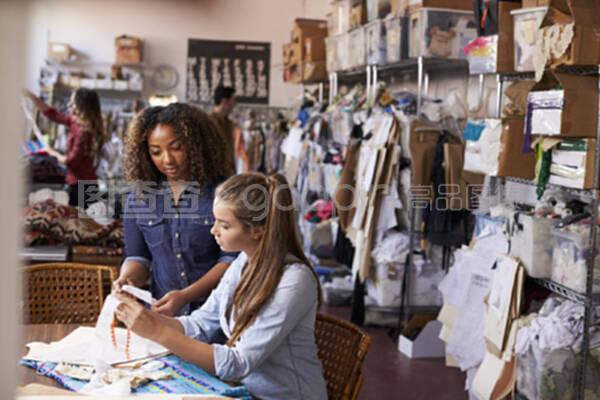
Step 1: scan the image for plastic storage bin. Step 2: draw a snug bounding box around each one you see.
[517,341,600,400]
[508,213,556,279]
[331,0,351,35]
[336,33,351,71]
[551,225,600,293]
[385,15,408,63]
[348,27,366,68]
[365,19,387,65]
[408,7,477,59]
[365,252,444,307]
[511,6,548,72]
[326,36,339,73]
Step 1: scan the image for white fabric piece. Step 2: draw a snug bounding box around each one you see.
[28,189,69,206]
[464,119,502,176]
[85,202,115,226]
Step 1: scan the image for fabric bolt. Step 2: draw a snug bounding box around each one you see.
[177,252,327,400]
[24,199,124,248]
[123,182,236,315]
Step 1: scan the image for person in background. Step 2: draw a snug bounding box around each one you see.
[115,103,235,316]
[210,85,237,176]
[24,88,105,209]
[115,173,327,400]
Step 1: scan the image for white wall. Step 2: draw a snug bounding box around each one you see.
[25,0,330,108]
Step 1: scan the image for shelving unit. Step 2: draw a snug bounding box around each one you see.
[490,65,600,400]
[328,57,469,330]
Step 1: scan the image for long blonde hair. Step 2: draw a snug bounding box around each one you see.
[215,173,322,346]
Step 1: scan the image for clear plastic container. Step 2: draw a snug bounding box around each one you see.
[509,213,556,279]
[365,19,387,65]
[333,0,351,35]
[348,27,366,68]
[326,36,339,73]
[385,15,408,63]
[511,6,548,72]
[409,7,477,59]
[336,33,351,71]
[516,344,600,400]
[551,226,600,293]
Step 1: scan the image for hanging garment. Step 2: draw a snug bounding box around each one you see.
[423,131,471,247]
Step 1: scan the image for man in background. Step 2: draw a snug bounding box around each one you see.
[210,85,237,176]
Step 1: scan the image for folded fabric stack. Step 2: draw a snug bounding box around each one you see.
[24,199,124,248]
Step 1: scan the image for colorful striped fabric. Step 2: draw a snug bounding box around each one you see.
[20,354,251,399]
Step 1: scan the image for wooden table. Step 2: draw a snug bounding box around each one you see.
[19,324,80,388]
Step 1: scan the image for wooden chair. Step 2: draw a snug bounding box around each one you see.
[315,313,372,400]
[23,263,117,324]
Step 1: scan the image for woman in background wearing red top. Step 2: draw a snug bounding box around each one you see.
[24,88,105,209]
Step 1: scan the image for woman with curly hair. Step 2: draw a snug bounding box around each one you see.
[24,88,106,208]
[115,103,235,316]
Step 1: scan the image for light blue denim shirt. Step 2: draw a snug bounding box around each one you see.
[177,252,327,400]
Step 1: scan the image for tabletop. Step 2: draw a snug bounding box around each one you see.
[19,324,80,388]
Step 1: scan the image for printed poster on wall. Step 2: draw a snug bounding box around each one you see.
[186,39,271,105]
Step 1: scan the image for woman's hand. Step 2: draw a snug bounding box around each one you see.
[112,276,133,294]
[152,290,189,316]
[115,292,162,341]
[44,147,66,164]
[22,89,49,112]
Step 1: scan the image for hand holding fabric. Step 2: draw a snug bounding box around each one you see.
[152,290,188,317]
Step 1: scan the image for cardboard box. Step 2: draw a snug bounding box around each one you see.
[303,61,327,82]
[115,35,142,64]
[407,0,473,13]
[409,8,477,59]
[304,37,326,62]
[527,71,598,138]
[549,139,598,189]
[524,0,551,6]
[538,0,600,67]
[48,42,72,61]
[367,0,392,21]
[398,320,446,359]
[284,42,302,65]
[283,63,302,83]
[291,18,328,44]
[350,0,368,29]
[497,118,537,180]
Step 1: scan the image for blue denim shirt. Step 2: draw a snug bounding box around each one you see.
[177,252,327,400]
[123,182,235,315]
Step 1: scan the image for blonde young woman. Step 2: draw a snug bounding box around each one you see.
[115,173,327,400]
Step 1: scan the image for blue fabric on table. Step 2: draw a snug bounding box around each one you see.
[20,354,252,399]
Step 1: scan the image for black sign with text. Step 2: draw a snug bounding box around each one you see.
[186,39,271,105]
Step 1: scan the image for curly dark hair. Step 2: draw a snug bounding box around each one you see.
[124,103,229,187]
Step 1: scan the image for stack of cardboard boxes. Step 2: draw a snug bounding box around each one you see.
[283,19,328,83]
